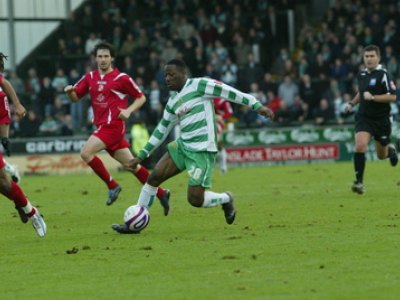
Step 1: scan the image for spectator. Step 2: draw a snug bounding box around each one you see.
[147,80,165,126]
[235,105,259,128]
[314,98,335,125]
[232,33,251,67]
[25,67,41,105]
[39,114,59,136]
[19,110,40,137]
[161,40,178,63]
[260,72,278,95]
[309,53,330,81]
[85,33,101,55]
[176,16,196,41]
[8,71,25,95]
[275,94,307,125]
[204,63,220,80]
[220,57,238,87]
[278,75,299,107]
[38,76,56,117]
[119,33,137,56]
[239,53,264,91]
[68,68,84,132]
[271,48,290,77]
[266,90,282,115]
[68,35,84,55]
[299,74,319,119]
[199,17,218,45]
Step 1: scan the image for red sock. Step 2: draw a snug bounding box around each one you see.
[134,165,166,200]
[2,181,28,207]
[88,156,118,189]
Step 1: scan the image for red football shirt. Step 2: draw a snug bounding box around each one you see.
[0,74,11,124]
[214,97,233,135]
[214,97,233,120]
[74,68,143,126]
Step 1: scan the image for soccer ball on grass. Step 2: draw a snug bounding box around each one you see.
[123,205,150,233]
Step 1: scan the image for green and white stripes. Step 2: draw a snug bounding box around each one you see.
[138,78,262,160]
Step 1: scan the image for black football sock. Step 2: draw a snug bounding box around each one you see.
[354,152,366,184]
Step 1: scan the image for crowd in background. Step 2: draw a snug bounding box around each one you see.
[4,0,400,139]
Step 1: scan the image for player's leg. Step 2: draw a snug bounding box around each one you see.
[81,134,120,203]
[112,147,171,215]
[137,151,181,209]
[352,131,371,194]
[3,159,21,183]
[112,152,181,234]
[374,119,398,166]
[0,122,11,156]
[0,161,46,236]
[184,150,235,224]
[0,123,24,218]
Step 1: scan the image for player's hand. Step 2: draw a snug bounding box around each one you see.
[257,106,274,120]
[125,157,142,171]
[118,108,131,121]
[344,103,353,113]
[64,85,74,93]
[14,103,27,119]
[363,91,373,101]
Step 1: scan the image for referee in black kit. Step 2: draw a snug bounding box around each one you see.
[345,44,398,194]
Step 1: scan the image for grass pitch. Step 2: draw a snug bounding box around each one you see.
[1,161,399,300]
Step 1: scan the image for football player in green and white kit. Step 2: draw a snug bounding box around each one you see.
[112,59,274,233]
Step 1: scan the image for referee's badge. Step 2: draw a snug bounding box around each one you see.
[369,78,376,86]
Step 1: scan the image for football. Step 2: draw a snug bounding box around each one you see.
[123,205,150,233]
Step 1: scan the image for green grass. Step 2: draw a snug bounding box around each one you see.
[1,161,400,300]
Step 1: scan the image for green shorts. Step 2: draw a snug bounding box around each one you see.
[167,139,217,188]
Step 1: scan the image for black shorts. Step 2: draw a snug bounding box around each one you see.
[355,114,391,146]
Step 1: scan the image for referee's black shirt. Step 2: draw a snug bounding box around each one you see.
[356,64,396,119]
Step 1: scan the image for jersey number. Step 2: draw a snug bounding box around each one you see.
[188,167,202,180]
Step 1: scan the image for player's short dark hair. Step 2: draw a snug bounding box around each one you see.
[0,52,8,72]
[165,59,188,73]
[93,41,116,58]
[363,45,380,56]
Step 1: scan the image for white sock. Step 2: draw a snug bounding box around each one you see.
[22,202,34,214]
[220,148,227,171]
[137,183,158,208]
[202,191,230,208]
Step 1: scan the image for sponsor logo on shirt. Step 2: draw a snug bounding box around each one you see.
[177,106,191,117]
[97,94,105,102]
[369,78,377,86]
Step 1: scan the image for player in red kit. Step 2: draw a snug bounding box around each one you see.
[214,97,233,173]
[64,42,170,215]
[0,54,23,183]
[0,52,46,236]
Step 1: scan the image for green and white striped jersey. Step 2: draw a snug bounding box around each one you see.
[137,77,262,160]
